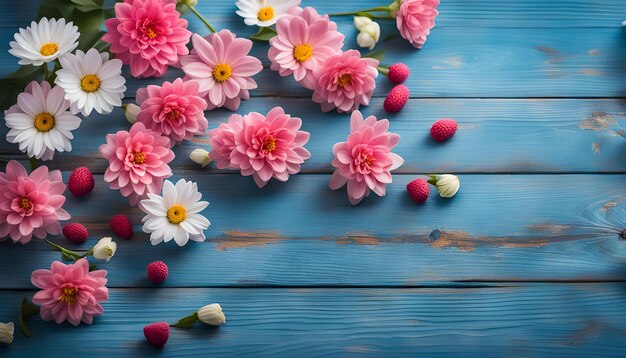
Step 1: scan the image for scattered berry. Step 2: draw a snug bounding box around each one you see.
[67,167,95,197]
[147,261,169,284]
[110,214,133,239]
[406,179,430,204]
[143,322,170,348]
[388,63,410,84]
[430,118,458,142]
[63,223,89,244]
[383,85,409,113]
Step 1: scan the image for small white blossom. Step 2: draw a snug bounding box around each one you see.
[353,16,372,31]
[354,18,380,50]
[189,148,212,168]
[92,237,117,261]
[435,174,460,198]
[123,103,140,124]
[197,303,225,326]
[0,322,14,345]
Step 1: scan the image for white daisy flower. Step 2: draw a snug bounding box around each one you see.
[139,179,210,246]
[4,81,81,161]
[55,48,126,116]
[9,18,79,66]
[235,0,301,27]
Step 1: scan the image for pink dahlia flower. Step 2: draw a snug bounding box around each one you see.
[312,50,378,113]
[136,78,208,146]
[329,111,404,205]
[181,31,263,111]
[209,107,311,188]
[269,7,344,90]
[103,0,191,78]
[99,122,174,206]
[396,0,439,49]
[31,259,108,326]
[0,161,70,244]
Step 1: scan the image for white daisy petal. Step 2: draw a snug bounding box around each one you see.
[138,179,211,247]
[235,0,301,27]
[9,17,80,66]
[54,48,125,116]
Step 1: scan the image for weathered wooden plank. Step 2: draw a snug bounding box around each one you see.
[1,173,624,288]
[2,285,626,357]
[2,99,625,173]
[1,26,625,98]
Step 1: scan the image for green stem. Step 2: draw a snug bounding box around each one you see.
[186,4,216,33]
[0,158,10,163]
[329,6,390,16]
[43,64,49,83]
[28,157,38,171]
[44,239,84,260]
[377,66,389,76]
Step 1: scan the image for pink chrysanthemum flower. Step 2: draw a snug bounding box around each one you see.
[329,111,404,205]
[269,7,344,89]
[0,161,70,244]
[209,107,311,188]
[312,50,378,113]
[396,0,439,49]
[99,122,174,206]
[136,78,208,146]
[103,0,191,78]
[181,31,263,111]
[31,259,108,326]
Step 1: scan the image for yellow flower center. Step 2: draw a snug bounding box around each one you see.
[132,152,146,164]
[293,44,313,63]
[337,74,352,88]
[80,74,101,93]
[39,42,58,56]
[60,287,78,305]
[167,205,187,224]
[212,64,232,82]
[19,198,32,211]
[145,27,158,39]
[257,6,274,21]
[263,136,277,152]
[166,109,180,121]
[33,112,55,132]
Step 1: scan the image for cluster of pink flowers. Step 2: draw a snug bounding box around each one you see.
[209,107,311,188]
[268,7,378,113]
[330,111,404,205]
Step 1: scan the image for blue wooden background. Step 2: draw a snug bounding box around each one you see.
[1,0,626,356]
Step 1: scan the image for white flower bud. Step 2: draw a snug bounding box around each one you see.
[123,103,140,124]
[0,322,14,345]
[435,174,460,198]
[356,22,381,50]
[189,148,212,168]
[353,16,373,31]
[197,303,225,326]
[92,237,117,262]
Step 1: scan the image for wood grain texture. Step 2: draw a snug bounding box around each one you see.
[2,285,626,357]
[0,173,624,288]
[2,99,626,173]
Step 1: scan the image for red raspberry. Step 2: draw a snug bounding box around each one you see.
[406,179,430,204]
[388,63,410,84]
[143,322,170,348]
[62,223,89,244]
[430,118,458,142]
[147,261,168,284]
[109,214,133,239]
[383,85,409,113]
[67,167,94,197]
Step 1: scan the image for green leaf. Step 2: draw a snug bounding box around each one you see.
[19,297,39,337]
[363,50,385,62]
[70,0,103,12]
[171,312,198,329]
[89,264,98,272]
[249,27,277,42]
[70,8,106,51]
